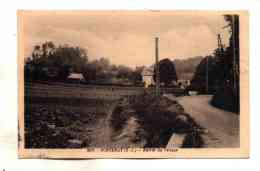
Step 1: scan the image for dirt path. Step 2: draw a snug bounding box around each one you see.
[88,101,146,148]
[168,95,239,148]
[88,102,117,148]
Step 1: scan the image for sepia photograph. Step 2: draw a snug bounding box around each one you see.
[17,11,249,158]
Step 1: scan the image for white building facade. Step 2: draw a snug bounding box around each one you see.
[141,67,154,88]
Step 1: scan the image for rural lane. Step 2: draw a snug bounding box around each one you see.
[171,95,239,148]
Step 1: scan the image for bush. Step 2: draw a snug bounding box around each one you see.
[211,84,239,113]
[110,92,204,147]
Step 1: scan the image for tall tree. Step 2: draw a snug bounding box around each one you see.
[24,42,88,81]
[190,55,219,93]
[153,58,178,86]
[224,15,239,89]
[210,15,240,113]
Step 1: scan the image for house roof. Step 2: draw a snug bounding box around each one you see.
[68,73,84,80]
[141,67,154,76]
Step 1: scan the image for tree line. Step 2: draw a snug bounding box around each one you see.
[24,42,144,85]
[24,41,179,87]
[189,15,239,112]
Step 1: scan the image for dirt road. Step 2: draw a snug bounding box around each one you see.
[89,101,146,148]
[173,95,239,148]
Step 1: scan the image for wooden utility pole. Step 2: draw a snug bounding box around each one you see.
[155,37,160,97]
[206,56,208,94]
[232,15,237,91]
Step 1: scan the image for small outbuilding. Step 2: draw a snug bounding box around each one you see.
[67,73,85,83]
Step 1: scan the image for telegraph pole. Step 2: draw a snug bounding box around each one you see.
[155,37,160,97]
[232,15,237,91]
[218,34,224,51]
[206,56,208,94]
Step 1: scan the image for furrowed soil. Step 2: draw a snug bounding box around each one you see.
[24,82,144,148]
[25,97,114,148]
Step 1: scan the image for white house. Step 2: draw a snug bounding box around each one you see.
[141,67,154,88]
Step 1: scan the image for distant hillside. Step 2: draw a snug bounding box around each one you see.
[173,56,203,80]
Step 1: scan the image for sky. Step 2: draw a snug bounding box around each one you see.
[22,11,230,68]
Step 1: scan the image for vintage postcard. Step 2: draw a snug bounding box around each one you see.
[18,10,249,158]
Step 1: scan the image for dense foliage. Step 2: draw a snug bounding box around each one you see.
[174,56,203,80]
[24,42,143,85]
[189,15,240,112]
[211,15,240,113]
[25,42,87,81]
[110,93,204,147]
[153,58,178,86]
